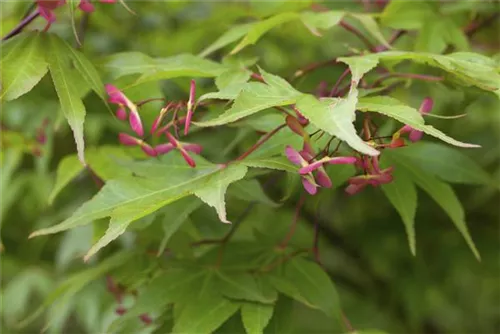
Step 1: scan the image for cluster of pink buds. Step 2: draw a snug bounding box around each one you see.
[286,145,357,195]
[37,0,116,30]
[155,132,202,167]
[345,156,393,195]
[288,97,434,196]
[395,97,434,143]
[284,115,357,195]
[106,84,144,136]
[106,275,152,325]
[343,97,434,195]
[106,81,202,168]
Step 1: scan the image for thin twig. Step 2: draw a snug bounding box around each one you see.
[279,193,306,249]
[2,10,39,41]
[374,30,407,52]
[136,97,167,107]
[293,58,338,80]
[215,174,282,266]
[312,209,322,265]
[339,20,375,51]
[371,72,443,88]
[329,68,351,97]
[22,3,36,19]
[235,124,286,161]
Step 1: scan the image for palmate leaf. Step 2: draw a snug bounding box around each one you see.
[230,12,299,55]
[157,198,203,256]
[269,258,340,319]
[202,10,388,55]
[30,162,248,260]
[296,95,379,156]
[381,168,418,255]
[195,68,301,127]
[103,52,227,87]
[1,32,48,101]
[264,296,294,334]
[173,270,240,334]
[300,10,344,36]
[44,34,88,164]
[241,302,274,334]
[357,96,480,148]
[18,251,133,328]
[215,68,252,90]
[385,150,480,260]
[47,146,140,204]
[241,157,298,173]
[193,164,248,224]
[216,271,276,304]
[297,54,380,156]
[199,23,254,57]
[380,0,434,30]
[49,154,84,204]
[339,51,500,97]
[230,179,280,207]
[389,142,494,186]
[107,269,205,332]
[62,38,107,101]
[349,13,391,49]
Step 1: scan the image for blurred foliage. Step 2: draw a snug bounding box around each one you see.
[1,1,499,334]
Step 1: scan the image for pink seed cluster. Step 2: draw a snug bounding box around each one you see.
[285,97,434,196]
[106,82,201,168]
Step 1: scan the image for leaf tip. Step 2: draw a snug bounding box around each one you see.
[28,231,39,239]
[83,253,92,263]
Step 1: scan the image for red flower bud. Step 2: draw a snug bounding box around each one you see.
[118,133,140,146]
[286,115,306,137]
[78,0,94,12]
[140,142,157,157]
[155,143,175,155]
[129,111,144,137]
[116,108,127,121]
[419,97,433,115]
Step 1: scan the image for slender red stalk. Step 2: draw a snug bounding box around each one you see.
[329,68,351,97]
[293,59,337,79]
[2,10,39,41]
[313,214,321,265]
[279,194,306,249]
[339,20,375,51]
[136,97,166,107]
[371,72,443,87]
[235,124,286,161]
